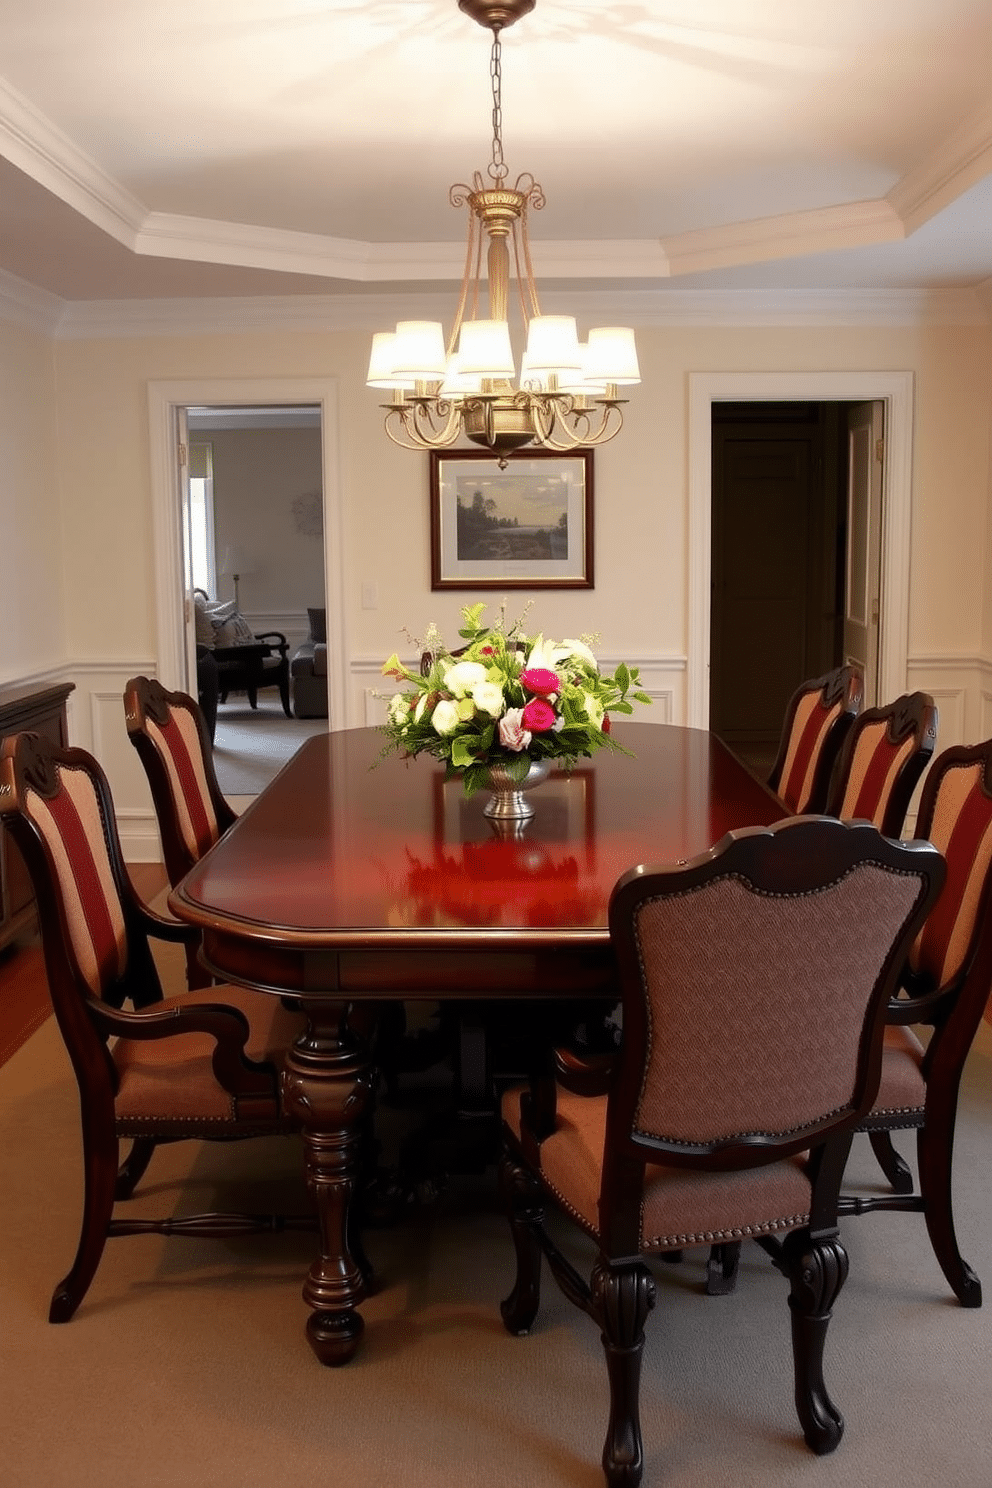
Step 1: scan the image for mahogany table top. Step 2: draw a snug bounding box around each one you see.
[171,722,785,963]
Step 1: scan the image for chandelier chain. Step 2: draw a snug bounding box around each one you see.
[488,29,507,184]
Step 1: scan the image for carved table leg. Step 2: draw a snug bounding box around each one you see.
[281,999,377,1366]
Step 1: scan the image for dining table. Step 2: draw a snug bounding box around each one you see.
[168,720,786,1366]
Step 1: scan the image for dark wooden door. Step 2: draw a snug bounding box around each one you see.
[710,404,845,768]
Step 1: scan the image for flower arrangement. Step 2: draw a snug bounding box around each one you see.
[380,602,651,796]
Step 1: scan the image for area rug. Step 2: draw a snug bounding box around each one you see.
[212,700,326,796]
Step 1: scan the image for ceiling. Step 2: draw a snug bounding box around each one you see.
[1,0,991,312]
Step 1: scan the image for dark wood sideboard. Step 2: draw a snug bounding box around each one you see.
[0,681,74,952]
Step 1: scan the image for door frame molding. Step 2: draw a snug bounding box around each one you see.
[148,376,346,724]
[687,370,913,729]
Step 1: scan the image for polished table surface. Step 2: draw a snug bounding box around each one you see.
[169,722,785,1364]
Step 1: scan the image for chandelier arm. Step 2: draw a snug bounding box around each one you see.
[559,402,627,448]
[383,403,464,452]
[449,204,479,356]
[517,199,543,319]
[510,221,533,340]
[412,396,464,445]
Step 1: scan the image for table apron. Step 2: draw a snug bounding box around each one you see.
[199,929,618,1001]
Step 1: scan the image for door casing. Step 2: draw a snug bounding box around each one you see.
[148,377,346,724]
[689,370,913,729]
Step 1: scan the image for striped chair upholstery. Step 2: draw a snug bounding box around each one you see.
[124,677,236,989]
[499,817,943,1486]
[826,690,938,837]
[768,664,863,813]
[0,730,306,1325]
[843,738,992,1308]
[124,676,235,885]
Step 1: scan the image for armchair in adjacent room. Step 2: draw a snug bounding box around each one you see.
[291,606,329,718]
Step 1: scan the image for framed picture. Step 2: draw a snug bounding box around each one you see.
[429,448,593,590]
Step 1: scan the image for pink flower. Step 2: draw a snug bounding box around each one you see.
[520,667,560,698]
[498,708,532,752]
[522,697,556,733]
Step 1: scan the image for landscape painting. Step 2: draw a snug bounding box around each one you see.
[430,448,593,589]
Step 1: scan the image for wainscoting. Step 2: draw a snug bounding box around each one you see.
[6,650,988,862]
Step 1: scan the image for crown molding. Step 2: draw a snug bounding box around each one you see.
[2,77,990,289]
[662,200,903,277]
[46,284,988,340]
[888,106,992,232]
[0,76,144,246]
[0,267,63,334]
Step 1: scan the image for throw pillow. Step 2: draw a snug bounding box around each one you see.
[308,606,327,644]
[194,594,234,648]
[212,608,256,647]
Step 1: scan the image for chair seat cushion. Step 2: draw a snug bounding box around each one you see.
[503,1086,812,1251]
[869,1023,927,1118]
[113,986,305,1126]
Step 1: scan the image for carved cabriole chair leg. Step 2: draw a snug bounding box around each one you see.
[781,1228,848,1455]
[499,1152,544,1335]
[868,1130,914,1194]
[51,1119,120,1323]
[114,1136,157,1200]
[592,1260,657,1488]
[917,1105,982,1307]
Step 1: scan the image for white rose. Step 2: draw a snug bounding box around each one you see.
[560,638,599,672]
[472,681,505,717]
[442,660,488,697]
[498,708,532,752]
[388,692,410,725]
[431,699,461,735]
[414,692,430,723]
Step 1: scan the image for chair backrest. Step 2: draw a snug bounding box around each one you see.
[767,664,863,813]
[906,740,992,1035]
[124,676,236,887]
[0,732,165,1033]
[827,691,938,837]
[605,818,942,1223]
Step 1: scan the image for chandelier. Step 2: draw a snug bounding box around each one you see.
[367,0,640,462]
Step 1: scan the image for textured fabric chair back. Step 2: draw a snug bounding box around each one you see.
[0,734,129,999]
[909,741,992,989]
[124,676,234,887]
[769,665,863,814]
[608,817,942,1166]
[829,691,937,837]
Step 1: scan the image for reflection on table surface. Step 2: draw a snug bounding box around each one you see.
[176,722,784,940]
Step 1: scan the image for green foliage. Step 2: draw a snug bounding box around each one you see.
[379,603,651,788]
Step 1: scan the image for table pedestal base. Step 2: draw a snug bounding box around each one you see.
[281,999,376,1367]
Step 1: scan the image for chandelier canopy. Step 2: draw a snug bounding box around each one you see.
[367,0,640,462]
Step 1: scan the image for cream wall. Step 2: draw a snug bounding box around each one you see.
[0,321,65,686]
[1,311,990,857]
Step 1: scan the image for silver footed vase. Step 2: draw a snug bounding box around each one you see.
[480,757,551,821]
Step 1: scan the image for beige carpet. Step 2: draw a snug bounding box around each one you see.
[212,699,326,797]
[2,962,991,1487]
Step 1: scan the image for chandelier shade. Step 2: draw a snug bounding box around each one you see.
[367,0,639,462]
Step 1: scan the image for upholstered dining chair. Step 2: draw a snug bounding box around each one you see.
[124,676,237,989]
[0,730,308,1324]
[498,816,943,1488]
[838,737,992,1308]
[767,663,863,813]
[826,690,938,837]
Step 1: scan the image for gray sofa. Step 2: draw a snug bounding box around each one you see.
[291,606,328,718]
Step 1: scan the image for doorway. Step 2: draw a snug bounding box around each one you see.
[185,405,328,797]
[148,376,346,738]
[687,371,914,731]
[709,400,882,776]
